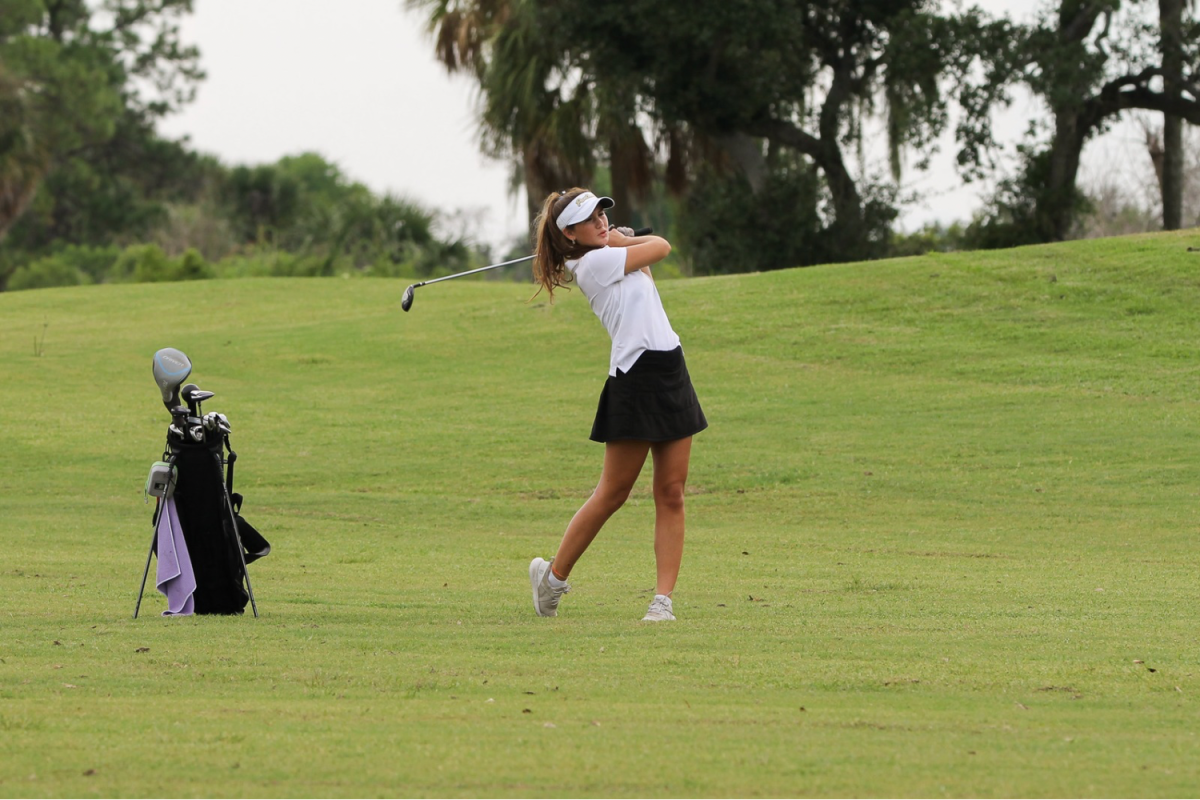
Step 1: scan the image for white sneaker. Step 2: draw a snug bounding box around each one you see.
[529,557,569,617]
[642,594,675,621]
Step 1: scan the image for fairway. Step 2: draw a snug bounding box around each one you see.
[3,231,1200,797]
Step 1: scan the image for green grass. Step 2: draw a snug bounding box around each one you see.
[3,230,1200,796]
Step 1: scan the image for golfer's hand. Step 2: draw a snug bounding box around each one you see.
[607,226,636,246]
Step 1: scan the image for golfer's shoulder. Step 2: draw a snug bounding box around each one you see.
[572,246,622,273]
[592,246,627,267]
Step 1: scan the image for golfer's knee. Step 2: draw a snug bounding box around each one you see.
[594,483,633,512]
[654,480,685,513]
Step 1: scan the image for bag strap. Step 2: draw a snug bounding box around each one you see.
[223,433,237,494]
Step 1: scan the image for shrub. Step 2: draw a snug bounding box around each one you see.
[51,245,121,282]
[889,223,968,257]
[108,244,171,283]
[3,244,122,291]
[7,258,92,291]
[212,248,326,278]
[173,248,213,280]
[106,244,213,283]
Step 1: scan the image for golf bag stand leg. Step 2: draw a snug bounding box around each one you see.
[134,496,166,619]
[220,437,258,617]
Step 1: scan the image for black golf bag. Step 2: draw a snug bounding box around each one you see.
[136,349,269,618]
[172,429,268,614]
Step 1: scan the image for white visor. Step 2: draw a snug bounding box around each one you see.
[556,192,615,230]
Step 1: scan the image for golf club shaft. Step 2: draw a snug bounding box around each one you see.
[401,227,654,311]
[414,227,654,289]
[413,254,534,289]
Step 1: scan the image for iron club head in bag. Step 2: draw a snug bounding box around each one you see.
[182,383,215,415]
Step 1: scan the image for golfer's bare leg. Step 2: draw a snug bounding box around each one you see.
[553,440,650,578]
[650,436,692,596]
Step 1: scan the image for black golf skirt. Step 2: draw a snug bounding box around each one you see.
[590,346,708,443]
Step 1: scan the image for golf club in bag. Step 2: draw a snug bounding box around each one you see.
[401,227,653,312]
[134,348,270,618]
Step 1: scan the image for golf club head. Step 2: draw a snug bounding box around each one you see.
[181,384,215,401]
[153,348,192,410]
[401,285,415,312]
[181,383,200,413]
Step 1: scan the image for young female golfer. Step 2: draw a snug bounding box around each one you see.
[528,188,707,622]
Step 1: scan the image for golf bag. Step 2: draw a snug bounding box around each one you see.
[136,348,269,618]
[170,430,268,614]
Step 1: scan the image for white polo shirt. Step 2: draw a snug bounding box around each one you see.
[566,246,681,377]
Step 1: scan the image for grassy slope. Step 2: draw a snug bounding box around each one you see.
[2,231,1200,797]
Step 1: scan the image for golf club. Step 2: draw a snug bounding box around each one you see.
[181,384,216,442]
[153,348,193,411]
[182,384,215,415]
[401,226,652,312]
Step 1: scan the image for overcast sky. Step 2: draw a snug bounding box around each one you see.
[158,0,1152,252]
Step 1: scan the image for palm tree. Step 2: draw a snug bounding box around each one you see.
[407,0,655,231]
[476,3,595,221]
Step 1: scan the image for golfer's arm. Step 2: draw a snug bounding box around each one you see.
[622,238,670,274]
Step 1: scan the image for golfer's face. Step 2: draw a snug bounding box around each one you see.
[572,208,609,247]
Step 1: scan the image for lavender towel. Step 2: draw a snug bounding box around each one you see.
[155,497,196,616]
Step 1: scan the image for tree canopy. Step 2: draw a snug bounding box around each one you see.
[4,0,1197,290]
[0,0,202,246]
[958,0,1200,246]
[412,0,1198,267]
[410,0,1024,269]
[0,1,477,290]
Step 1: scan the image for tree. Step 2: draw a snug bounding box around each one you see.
[1158,0,1187,229]
[0,0,202,255]
[407,0,657,229]
[0,61,49,242]
[559,1,1018,264]
[410,0,1012,267]
[217,152,468,278]
[968,0,1200,243]
[221,162,302,245]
